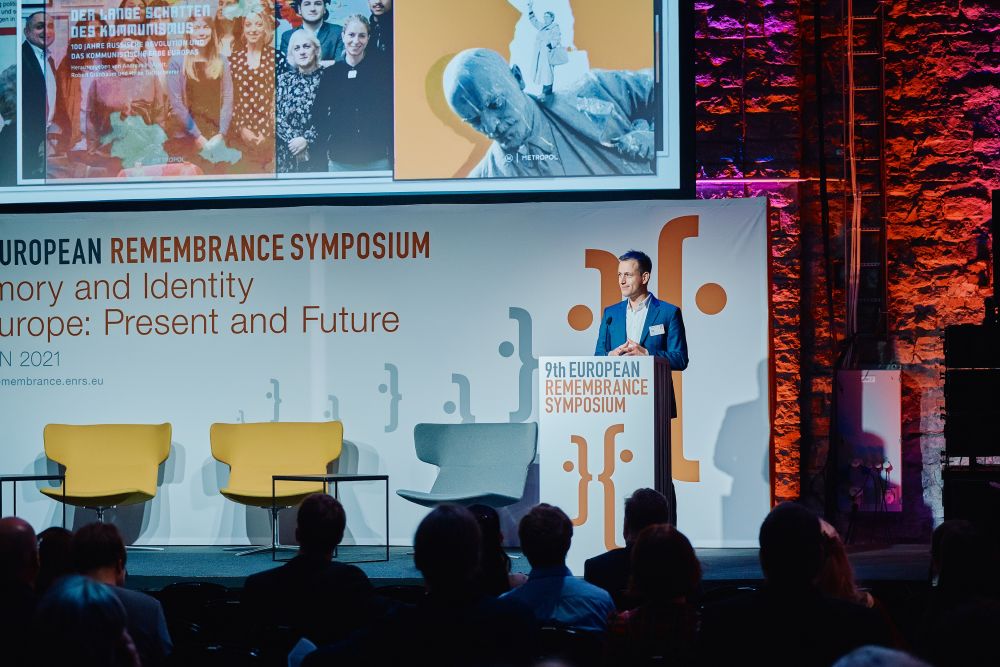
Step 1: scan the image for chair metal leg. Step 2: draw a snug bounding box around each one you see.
[232,544,281,557]
[233,505,297,557]
[90,506,164,551]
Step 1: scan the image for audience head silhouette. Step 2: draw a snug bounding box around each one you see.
[624,487,671,544]
[36,526,74,594]
[0,516,38,586]
[519,503,573,569]
[758,502,824,589]
[630,523,701,602]
[931,519,991,594]
[414,503,481,593]
[296,492,347,557]
[832,645,931,667]
[73,522,127,585]
[35,574,138,667]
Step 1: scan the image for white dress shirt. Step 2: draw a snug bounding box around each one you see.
[625,293,651,344]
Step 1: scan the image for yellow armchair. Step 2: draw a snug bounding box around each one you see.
[210,421,343,555]
[40,423,172,523]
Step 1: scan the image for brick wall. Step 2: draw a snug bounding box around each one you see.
[695,1,999,536]
[884,1,1000,533]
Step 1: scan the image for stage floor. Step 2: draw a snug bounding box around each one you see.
[125,544,931,591]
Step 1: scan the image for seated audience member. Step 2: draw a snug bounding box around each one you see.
[918,520,1000,665]
[832,645,931,667]
[925,596,1000,667]
[818,518,873,607]
[469,503,527,596]
[36,526,74,594]
[606,524,701,666]
[699,502,888,667]
[927,519,995,607]
[305,503,536,667]
[501,503,615,633]
[584,487,670,608]
[0,517,39,667]
[818,518,904,646]
[73,522,173,667]
[34,574,140,667]
[242,493,381,646]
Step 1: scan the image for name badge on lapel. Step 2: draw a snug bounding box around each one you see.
[649,324,665,336]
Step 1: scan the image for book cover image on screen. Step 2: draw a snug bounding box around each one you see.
[393,0,660,181]
[34,0,394,183]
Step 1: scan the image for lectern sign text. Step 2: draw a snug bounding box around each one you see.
[540,356,656,572]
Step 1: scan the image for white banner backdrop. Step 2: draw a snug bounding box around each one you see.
[0,198,770,548]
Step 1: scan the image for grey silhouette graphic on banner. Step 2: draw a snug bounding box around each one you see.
[237,410,246,424]
[377,363,402,432]
[443,373,476,423]
[266,379,282,422]
[499,307,538,422]
[324,394,340,421]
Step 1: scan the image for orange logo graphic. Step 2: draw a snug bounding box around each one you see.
[566,216,729,483]
[563,424,633,551]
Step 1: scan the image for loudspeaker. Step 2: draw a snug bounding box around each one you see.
[944,324,1000,457]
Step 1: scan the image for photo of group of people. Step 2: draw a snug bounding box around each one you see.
[15,0,393,182]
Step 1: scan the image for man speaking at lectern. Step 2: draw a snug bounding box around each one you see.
[594,250,689,416]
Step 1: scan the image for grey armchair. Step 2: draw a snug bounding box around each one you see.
[396,422,538,508]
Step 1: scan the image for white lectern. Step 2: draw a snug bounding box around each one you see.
[538,356,673,572]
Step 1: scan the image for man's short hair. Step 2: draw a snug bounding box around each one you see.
[618,250,652,275]
[519,503,573,568]
[25,11,44,26]
[291,0,330,14]
[413,504,481,590]
[624,488,670,539]
[72,522,126,574]
[296,493,346,553]
[758,502,824,588]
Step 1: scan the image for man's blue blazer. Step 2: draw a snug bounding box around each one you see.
[594,294,689,417]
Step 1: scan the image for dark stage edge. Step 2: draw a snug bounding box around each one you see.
[124,544,930,591]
